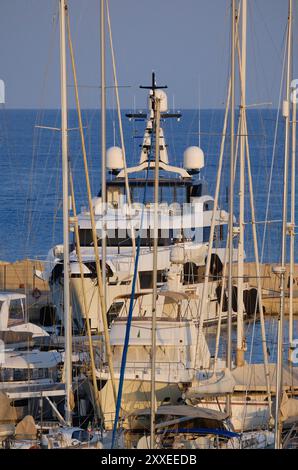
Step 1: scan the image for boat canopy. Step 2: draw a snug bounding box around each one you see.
[0,292,26,330]
[129,404,229,422]
[232,364,298,392]
[184,368,236,398]
[0,292,26,301]
[186,364,298,399]
[3,350,62,369]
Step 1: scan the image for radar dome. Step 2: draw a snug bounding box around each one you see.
[183,146,204,171]
[148,89,168,112]
[106,146,123,170]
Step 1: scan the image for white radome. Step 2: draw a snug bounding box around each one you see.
[183,146,205,170]
[148,89,168,112]
[106,146,123,170]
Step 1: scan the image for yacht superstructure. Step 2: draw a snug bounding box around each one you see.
[42,75,238,333]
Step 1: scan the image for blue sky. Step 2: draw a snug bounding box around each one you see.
[0,0,293,109]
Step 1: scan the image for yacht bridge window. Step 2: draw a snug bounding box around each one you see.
[105,178,209,206]
[0,367,55,382]
[107,301,124,327]
[78,226,215,248]
[7,299,25,326]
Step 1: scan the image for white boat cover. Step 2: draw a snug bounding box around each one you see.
[232,364,298,392]
[278,392,298,423]
[130,404,228,422]
[185,363,298,398]
[184,368,236,398]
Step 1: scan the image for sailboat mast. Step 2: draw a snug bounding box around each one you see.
[59,0,72,426]
[275,0,292,449]
[101,0,107,299]
[236,0,246,367]
[150,95,161,449]
[289,15,296,355]
[227,0,236,414]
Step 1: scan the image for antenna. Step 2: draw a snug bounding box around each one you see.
[126,73,181,120]
[139,71,168,91]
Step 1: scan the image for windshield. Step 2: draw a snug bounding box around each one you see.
[131,184,187,205]
[8,298,24,326]
[72,430,92,442]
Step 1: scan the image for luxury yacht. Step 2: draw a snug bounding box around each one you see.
[40,75,237,333]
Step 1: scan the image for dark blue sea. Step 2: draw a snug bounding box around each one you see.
[0,107,297,364]
[0,108,293,263]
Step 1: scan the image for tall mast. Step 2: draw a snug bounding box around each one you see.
[289,11,296,357]
[59,0,72,426]
[227,0,236,414]
[100,0,107,299]
[150,92,161,449]
[275,0,292,449]
[236,0,246,367]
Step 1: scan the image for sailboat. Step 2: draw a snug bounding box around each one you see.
[183,0,298,447]
[273,0,298,450]
[40,0,274,442]
[11,0,297,450]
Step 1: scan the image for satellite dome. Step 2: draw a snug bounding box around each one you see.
[183,146,204,171]
[148,89,168,113]
[106,146,123,170]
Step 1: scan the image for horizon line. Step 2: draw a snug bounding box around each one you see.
[1,106,277,111]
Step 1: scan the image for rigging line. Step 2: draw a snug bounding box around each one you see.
[25,111,61,257]
[111,156,152,449]
[26,119,63,251]
[24,110,58,250]
[213,232,229,372]
[194,76,232,370]
[196,2,243,367]
[66,4,118,406]
[213,107,241,371]
[0,107,22,251]
[253,0,287,62]
[236,10,272,421]
[205,0,231,176]
[69,164,103,423]
[250,1,287,110]
[260,28,288,265]
[106,0,141,302]
[247,8,286,256]
[67,84,131,89]
[24,6,59,217]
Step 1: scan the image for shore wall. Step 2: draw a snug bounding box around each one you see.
[0,259,50,321]
[1,259,298,316]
